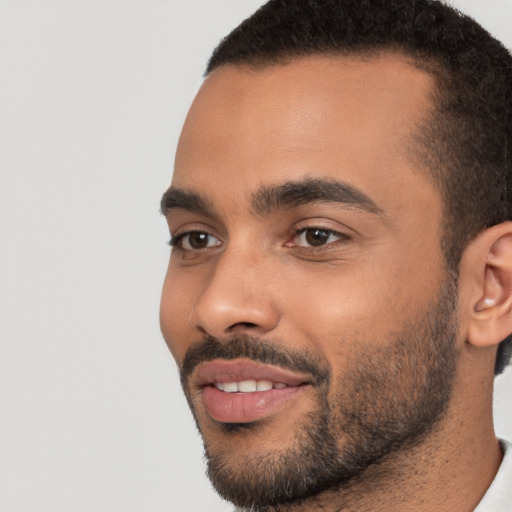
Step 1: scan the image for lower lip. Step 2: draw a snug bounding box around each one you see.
[202,385,306,424]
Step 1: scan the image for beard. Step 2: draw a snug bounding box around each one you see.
[180,277,459,511]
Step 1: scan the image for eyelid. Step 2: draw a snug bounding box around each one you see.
[285,223,352,249]
[169,230,222,249]
[168,229,198,247]
[168,220,219,243]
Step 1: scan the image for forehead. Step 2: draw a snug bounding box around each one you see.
[172,53,438,215]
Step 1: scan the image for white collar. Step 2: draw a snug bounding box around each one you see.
[474,440,512,512]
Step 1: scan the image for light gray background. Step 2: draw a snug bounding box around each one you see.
[1,1,511,511]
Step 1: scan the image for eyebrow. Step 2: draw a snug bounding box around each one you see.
[252,177,383,216]
[160,177,383,219]
[160,188,216,217]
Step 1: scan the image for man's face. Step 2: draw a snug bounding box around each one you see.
[160,54,459,508]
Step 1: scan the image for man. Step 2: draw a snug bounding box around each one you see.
[160,0,512,510]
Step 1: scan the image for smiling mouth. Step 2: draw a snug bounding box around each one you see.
[213,380,290,392]
[193,359,311,424]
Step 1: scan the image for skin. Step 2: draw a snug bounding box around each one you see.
[160,54,505,511]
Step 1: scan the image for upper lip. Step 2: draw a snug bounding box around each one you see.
[193,359,312,387]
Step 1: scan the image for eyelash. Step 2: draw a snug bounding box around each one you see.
[169,226,350,252]
[290,226,350,248]
[168,231,220,250]
[168,233,185,247]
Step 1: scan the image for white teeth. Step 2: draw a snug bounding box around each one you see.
[238,380,257,392]
[223,382,239,393]
[214,379,288,393]
[256,380,273,391]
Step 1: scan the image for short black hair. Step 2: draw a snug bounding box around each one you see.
[205,0,512,375]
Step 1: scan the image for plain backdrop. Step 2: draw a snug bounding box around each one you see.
[1,1,511,511]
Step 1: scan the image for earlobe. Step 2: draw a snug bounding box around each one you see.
[466,223,512,348]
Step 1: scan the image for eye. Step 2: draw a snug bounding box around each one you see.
[292,228,348,247]
[170,231,221,251]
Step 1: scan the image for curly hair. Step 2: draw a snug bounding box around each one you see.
[205,0,512,375]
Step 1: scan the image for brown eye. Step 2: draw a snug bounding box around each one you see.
[294,228,346,247]
[175,231,221,251]
[304,229,330,246]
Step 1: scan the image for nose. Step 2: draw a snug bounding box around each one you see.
[190,248,280,339]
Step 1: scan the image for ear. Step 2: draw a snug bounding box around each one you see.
[463,222,512,348]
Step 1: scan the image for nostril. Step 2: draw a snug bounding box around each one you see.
[228,322,258,331]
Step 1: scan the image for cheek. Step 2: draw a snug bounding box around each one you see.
[283,272,392,351]
[280,249,444,354]
[160,264,196,363]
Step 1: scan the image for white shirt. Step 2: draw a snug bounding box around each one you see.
[474,440,511,511]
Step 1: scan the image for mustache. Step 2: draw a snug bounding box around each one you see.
[180,335,330,386]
